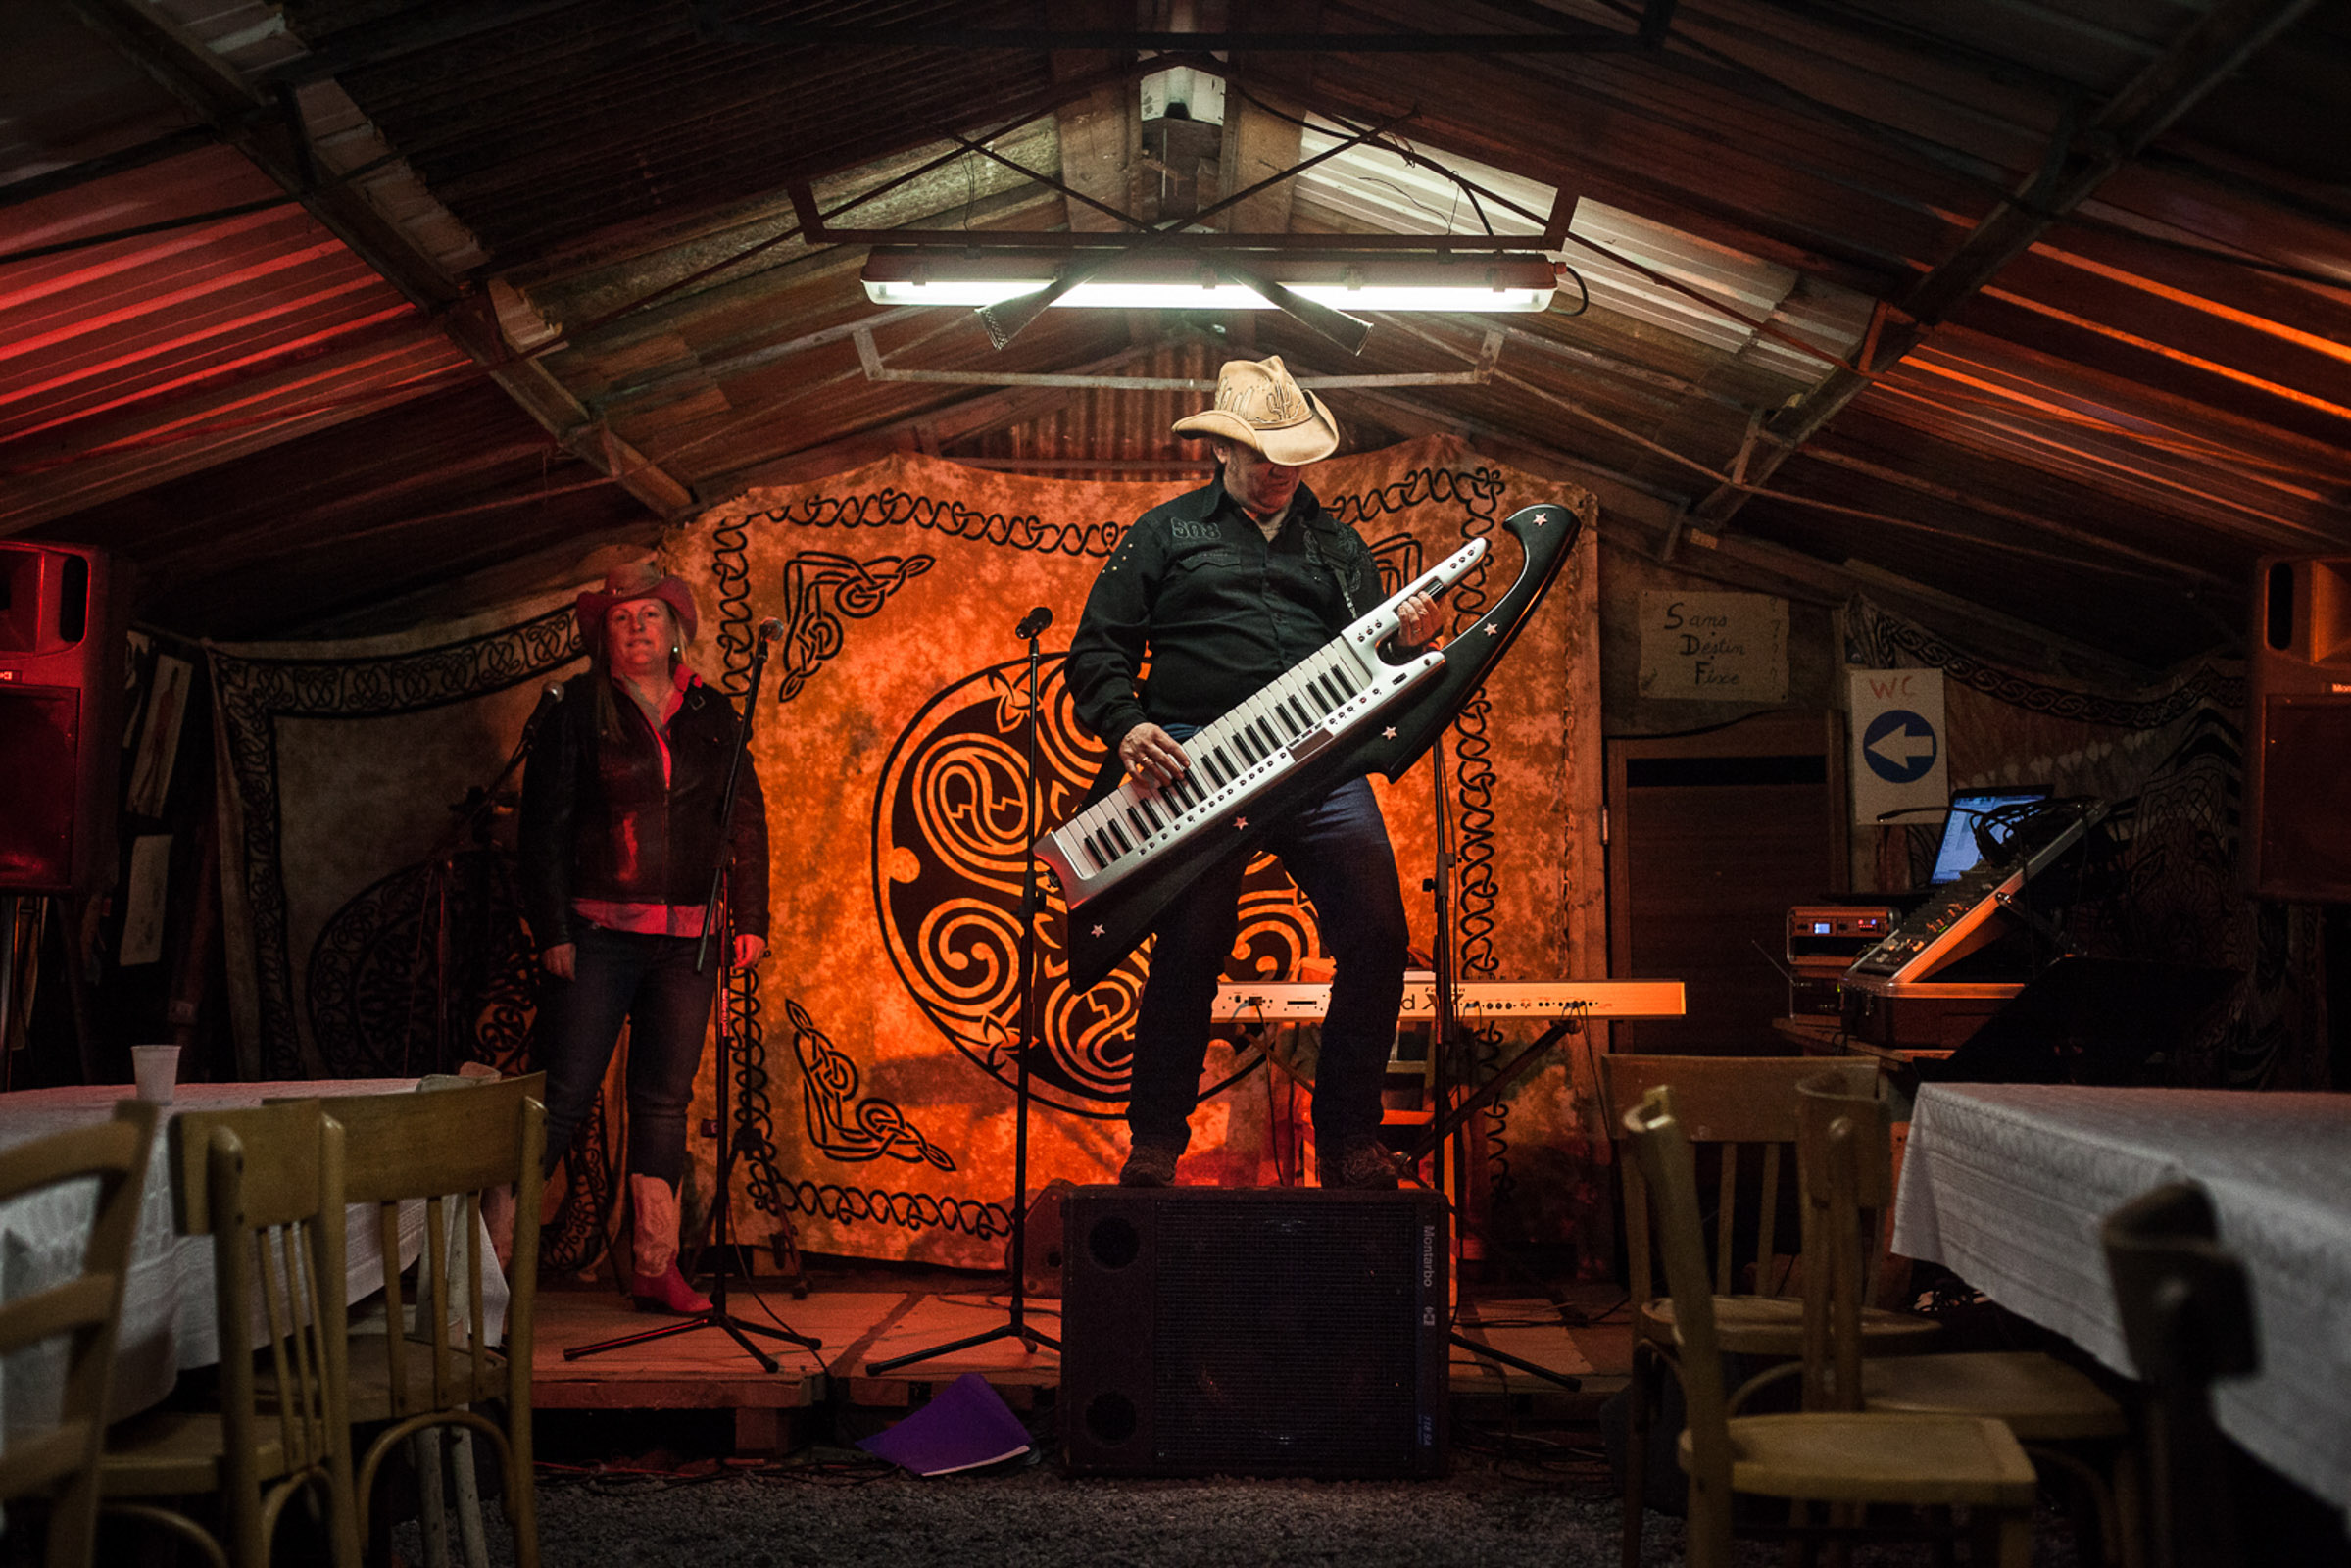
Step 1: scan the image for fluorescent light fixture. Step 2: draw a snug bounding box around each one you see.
[860,248,1558,313]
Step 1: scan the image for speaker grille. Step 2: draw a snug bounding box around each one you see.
[2258,696,2351,902]
[0,545,124,893]
[1062,1187,1446,1477]
[1151,1197,1424,1470]
[0,688,81,889]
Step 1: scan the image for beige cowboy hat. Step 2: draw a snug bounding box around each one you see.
[1171,355,1342,466]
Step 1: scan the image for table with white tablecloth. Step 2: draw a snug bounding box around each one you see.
[0,1079,511,1444]
[1891,1082,2351,1523]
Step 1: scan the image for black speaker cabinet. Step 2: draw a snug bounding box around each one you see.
[2247,556,2351,904]
[1060,1186,1448,1478]
[0,544,129,894]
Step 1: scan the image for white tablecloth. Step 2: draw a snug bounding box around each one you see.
[1891,1082,2351,1521]
[0,1080,510,1443]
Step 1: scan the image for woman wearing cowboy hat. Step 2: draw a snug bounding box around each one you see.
[518,560,771,1315]
[1063,356,1446,1190]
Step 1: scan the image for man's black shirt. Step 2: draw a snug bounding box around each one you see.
[1064,476,1383,751]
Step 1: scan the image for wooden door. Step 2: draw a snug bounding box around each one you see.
[1606,710,1846,1054]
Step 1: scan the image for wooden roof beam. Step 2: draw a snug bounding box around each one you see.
[67,0,463,313]
[697,23,1643,54]
[68,0,709,521]
[1687,0,2320,530]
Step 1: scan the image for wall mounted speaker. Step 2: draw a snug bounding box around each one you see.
[0,544,129,894]
[2246,556,2351,904]
[1060,1186,1448,1477]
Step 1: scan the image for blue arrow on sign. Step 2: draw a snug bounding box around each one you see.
[1863,710,1938,784]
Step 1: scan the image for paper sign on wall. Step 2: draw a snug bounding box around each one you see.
[1637,592,1788,702]
[1847,668,1948,827]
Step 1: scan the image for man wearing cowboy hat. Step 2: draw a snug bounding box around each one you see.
[1064,356,1445,1190]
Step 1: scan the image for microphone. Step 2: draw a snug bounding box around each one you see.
[520,680,564,746]
[1014,605,1053,639]
[756,617,784,643]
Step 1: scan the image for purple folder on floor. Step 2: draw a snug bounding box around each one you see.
[857,1371,1032,1476]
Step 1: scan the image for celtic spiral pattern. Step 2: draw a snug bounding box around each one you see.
[750,488,1124,559]
[541,1093,617,1275]
[785,997,955,1167]
[761,463,1531,1230]
[2114,710,2242,967]
[471,949,537,1078]
[306,851,537,1080]
[1400,466,1521,1201]
[875,658,1126,1108]
[777,1180,1011,1241]
[2117,706,2292,1087]
[710,512,756,692]
[213,608,581,1076]
[873,656,1310,1113]
[1845,598,2244,728]
[709,516,795,1223]
[726,956,791,1218]
[776,552,933,703]
[1329,465,1509,532]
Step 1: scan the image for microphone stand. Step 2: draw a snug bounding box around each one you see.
[1400,730,1582,1392]
[419,683,562,1076]
[564,625,821,1370]
[869,608,1061,1373]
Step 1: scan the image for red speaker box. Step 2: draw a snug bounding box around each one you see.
[2246,556,2351,904]
[0,544,130,894]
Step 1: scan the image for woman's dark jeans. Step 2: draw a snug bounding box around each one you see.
[532,925,718,1182]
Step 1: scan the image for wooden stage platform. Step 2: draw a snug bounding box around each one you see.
[532,1274,1631,1454]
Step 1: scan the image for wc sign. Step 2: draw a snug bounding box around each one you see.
[1848,669,1948,827]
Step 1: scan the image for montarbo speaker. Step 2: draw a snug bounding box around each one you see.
[2246,556,2351,904]
[1060,1186,1448,1477]
[0,544,129,894]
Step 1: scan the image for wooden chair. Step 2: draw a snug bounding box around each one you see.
[100,1099,361,1568]
[2101,1181,2256,1568]
[1622,1084,2039,1568]
[1795,1070,2136,1566]
[0,1100,158,1568]
[1599,1054,1938,1566]
[308,1073,545,1568]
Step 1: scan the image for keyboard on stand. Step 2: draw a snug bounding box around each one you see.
[1212,978,1687,1022]
[1847,801,2108,984]
[1841,801,2108,1049]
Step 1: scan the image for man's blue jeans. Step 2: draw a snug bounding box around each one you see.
[1125,771,1409,1152]
[532,925,718,1182]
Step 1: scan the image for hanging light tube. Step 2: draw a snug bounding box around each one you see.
[860,247,1558,313]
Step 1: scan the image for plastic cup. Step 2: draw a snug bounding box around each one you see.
[131,1045,180,1104]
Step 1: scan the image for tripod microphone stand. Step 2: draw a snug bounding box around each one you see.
[564,619,820,1371]
[869,605,1062,1374]
[1398,730,1583,1393]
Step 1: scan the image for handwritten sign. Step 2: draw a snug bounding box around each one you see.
[1638,592,1788,702]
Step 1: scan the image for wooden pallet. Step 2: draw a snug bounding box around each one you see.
[532,1282,1625,1452]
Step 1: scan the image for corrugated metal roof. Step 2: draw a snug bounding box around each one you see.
[1,0,2343,662]
[0,141,471,535]
[283,0,1062,266]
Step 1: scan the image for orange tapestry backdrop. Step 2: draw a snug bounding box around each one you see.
[663,436,1602,1269]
